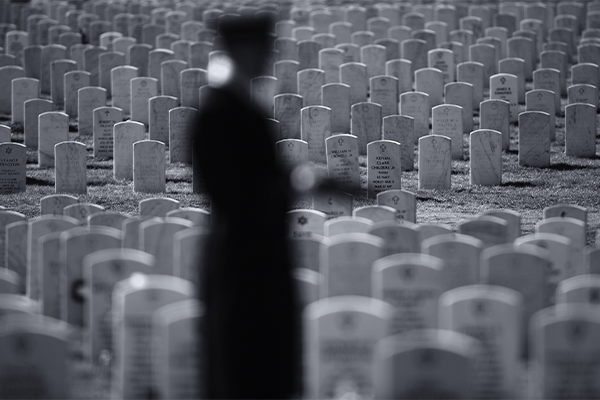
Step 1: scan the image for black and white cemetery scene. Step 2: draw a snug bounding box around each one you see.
[2,0,600,399]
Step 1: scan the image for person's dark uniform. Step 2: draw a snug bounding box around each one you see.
[192,14,300,400]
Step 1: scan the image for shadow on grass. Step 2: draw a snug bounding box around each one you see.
[26,177,53,186]
[502,181,536,187]
[87,164,113,170]
[416,195,446,203]
[167,177,193,183]
[505,149,519,154]
[548,162,598,170]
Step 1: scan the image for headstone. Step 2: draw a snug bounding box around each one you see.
[480,99,510,151]
[368,221,420,255]
[444,82,473,134]
[297,68,324,107]
[78,87,107,136]
[458,216,509,249]
[169,107,196,164]
[313,189,353,220]
[418,135,451,190]
[133,140,166,193]
[63,203,105,226]
[499,58,526,104]
[370,75,399,118]
[287,210,326,239]
[38,111,68,167]
[470,44,496,88]
[130,77,158,126]
[5,221,28,293]
[276,139,308,171]
[0,211,26,270]
[325,134,360,193]
[111,66,137,115]
[274,60,299,94]
[469,129,502,186]
[367,140,401,198]
[140,219,193,275]
[432,104,463,159]
[372,253,444,333]
[305,296,392,399]
[84,249,154,363]
[55,141,86,194]
[565,103,596,158]
[93,106,122,158]
[11,77,39,124]
[382,115,414,171]
[149,95,178,144]
[385,59,412,94]
[40,45,66,95]
[149,49,174,94]
[518,111,550,167]
[457,61,484,109]
[568,84,598,110]
[300,105,330,162]
[351,102,382,155]
[24,99,52,149]
[83,46,107,87]
[399,92,429,144]
[532,68,561,115]
[377,189,417,224]
[324,216,373,237]
[415,68,443,108]
[114,121,145,181]
[490,74,518,123]
[526,90,556,142]
[402,39,427,73]
[0,66,24,115]
[40,194,78,216]
[64,71,90,118]
[180,68,206,110]
[339,62,367,105]
[439,285,522,399]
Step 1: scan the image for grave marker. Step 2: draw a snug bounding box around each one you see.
[432,104,463,159]
[490,73,518,123]
[55,141,86,194]
[325,134,360,193]
[38,111,68,167]
[367,140,401,198]
[93,106,122,158]
[133,140,166,193]
[300,105,330,162]
[418,135,451,190]
[518,111,550,167]
[111,66,137,115]
[11,77,39,124]
[399,92,429,144]
[469,129,502,186]
[131,77,158,126]
[351,102,382,154]
[526,90,556,142]
[64,71,90,118]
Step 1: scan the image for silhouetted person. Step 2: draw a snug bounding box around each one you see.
[192,14,301,399]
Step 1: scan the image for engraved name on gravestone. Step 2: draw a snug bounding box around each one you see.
[470,129,502,186]
[276,139,308,171]
[0,143,26,194]
[301,105,331,163]
[55,141,87,194]
[490,74,518,123]
[326,134,360,193]
[418,135,451,190]
[367,140,401,199]
[518,111,550,167]
[93,107,122,158]
[133,140,166,193]
[432,105,463,160]
[399,92,429,144]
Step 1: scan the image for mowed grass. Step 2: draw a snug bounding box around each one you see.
[2,99,599,246]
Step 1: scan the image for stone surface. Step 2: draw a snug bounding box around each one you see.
[38,111,68,167]
[351,102,382,154]
[78,86,107,136]
[55,141,87,194]
[0,143,26,194]
[93,106,122,158]
[432,104,463,159]
[469,129,502,186]
[24,98,52,149]
[130,77,158,125]
[169,107,197,164]
[382,115,414,171]
[325,134,360,193]
[418,135,451,190]
[114,121,145,181]
[367,140,401,199]
[518,111,550,167]
[565,103,596,158]
[399,91,429,144]
[490,73,518,123]
[133,140,166,193]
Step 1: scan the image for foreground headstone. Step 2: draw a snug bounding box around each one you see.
[518,111,550,167]
[418,135,451,190]
[305,296,393,399]
[114,121,145,181]
[276,139,308,171]
[133,140,166,193]
[565,103,596,158]
[84,249,154,364]
[93,106,122,158]
[313,190,353,220]
[112,274,193,400]
[439,285,522,399]
[469,129,502,186]
[38,111,68,167]
[373,329,478,399]
[140,219,194,275]
[55,141,87,194]
[0,143,26,194]
[367,140,401,198]
[325,134,360,193]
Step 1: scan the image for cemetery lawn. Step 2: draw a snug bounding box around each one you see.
[2,105,600,249]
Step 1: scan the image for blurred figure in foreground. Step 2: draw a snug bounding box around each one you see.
[192,14,300,399]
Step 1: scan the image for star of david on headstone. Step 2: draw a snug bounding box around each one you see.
[297,216,308,225]
[339,313,355,330]
[288,142,294,150]
[380,144,386,152]
[500,77,506,85]
[474,300,486,316]
[579,87,585,95]
[392,195,400,204]
[420,349,435,366]
[140,80,147,87]
[14,336,29,355]
[568,321,586,343]
[5,147,12,154]
[338,138,344,146]
[311,108,319,116]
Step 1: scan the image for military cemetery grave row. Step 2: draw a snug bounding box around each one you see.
[1,0,600,398]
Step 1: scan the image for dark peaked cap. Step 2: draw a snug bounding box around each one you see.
[218,13,275,50]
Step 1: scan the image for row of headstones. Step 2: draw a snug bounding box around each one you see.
[0,282,202,400]
[1,203,599,399]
